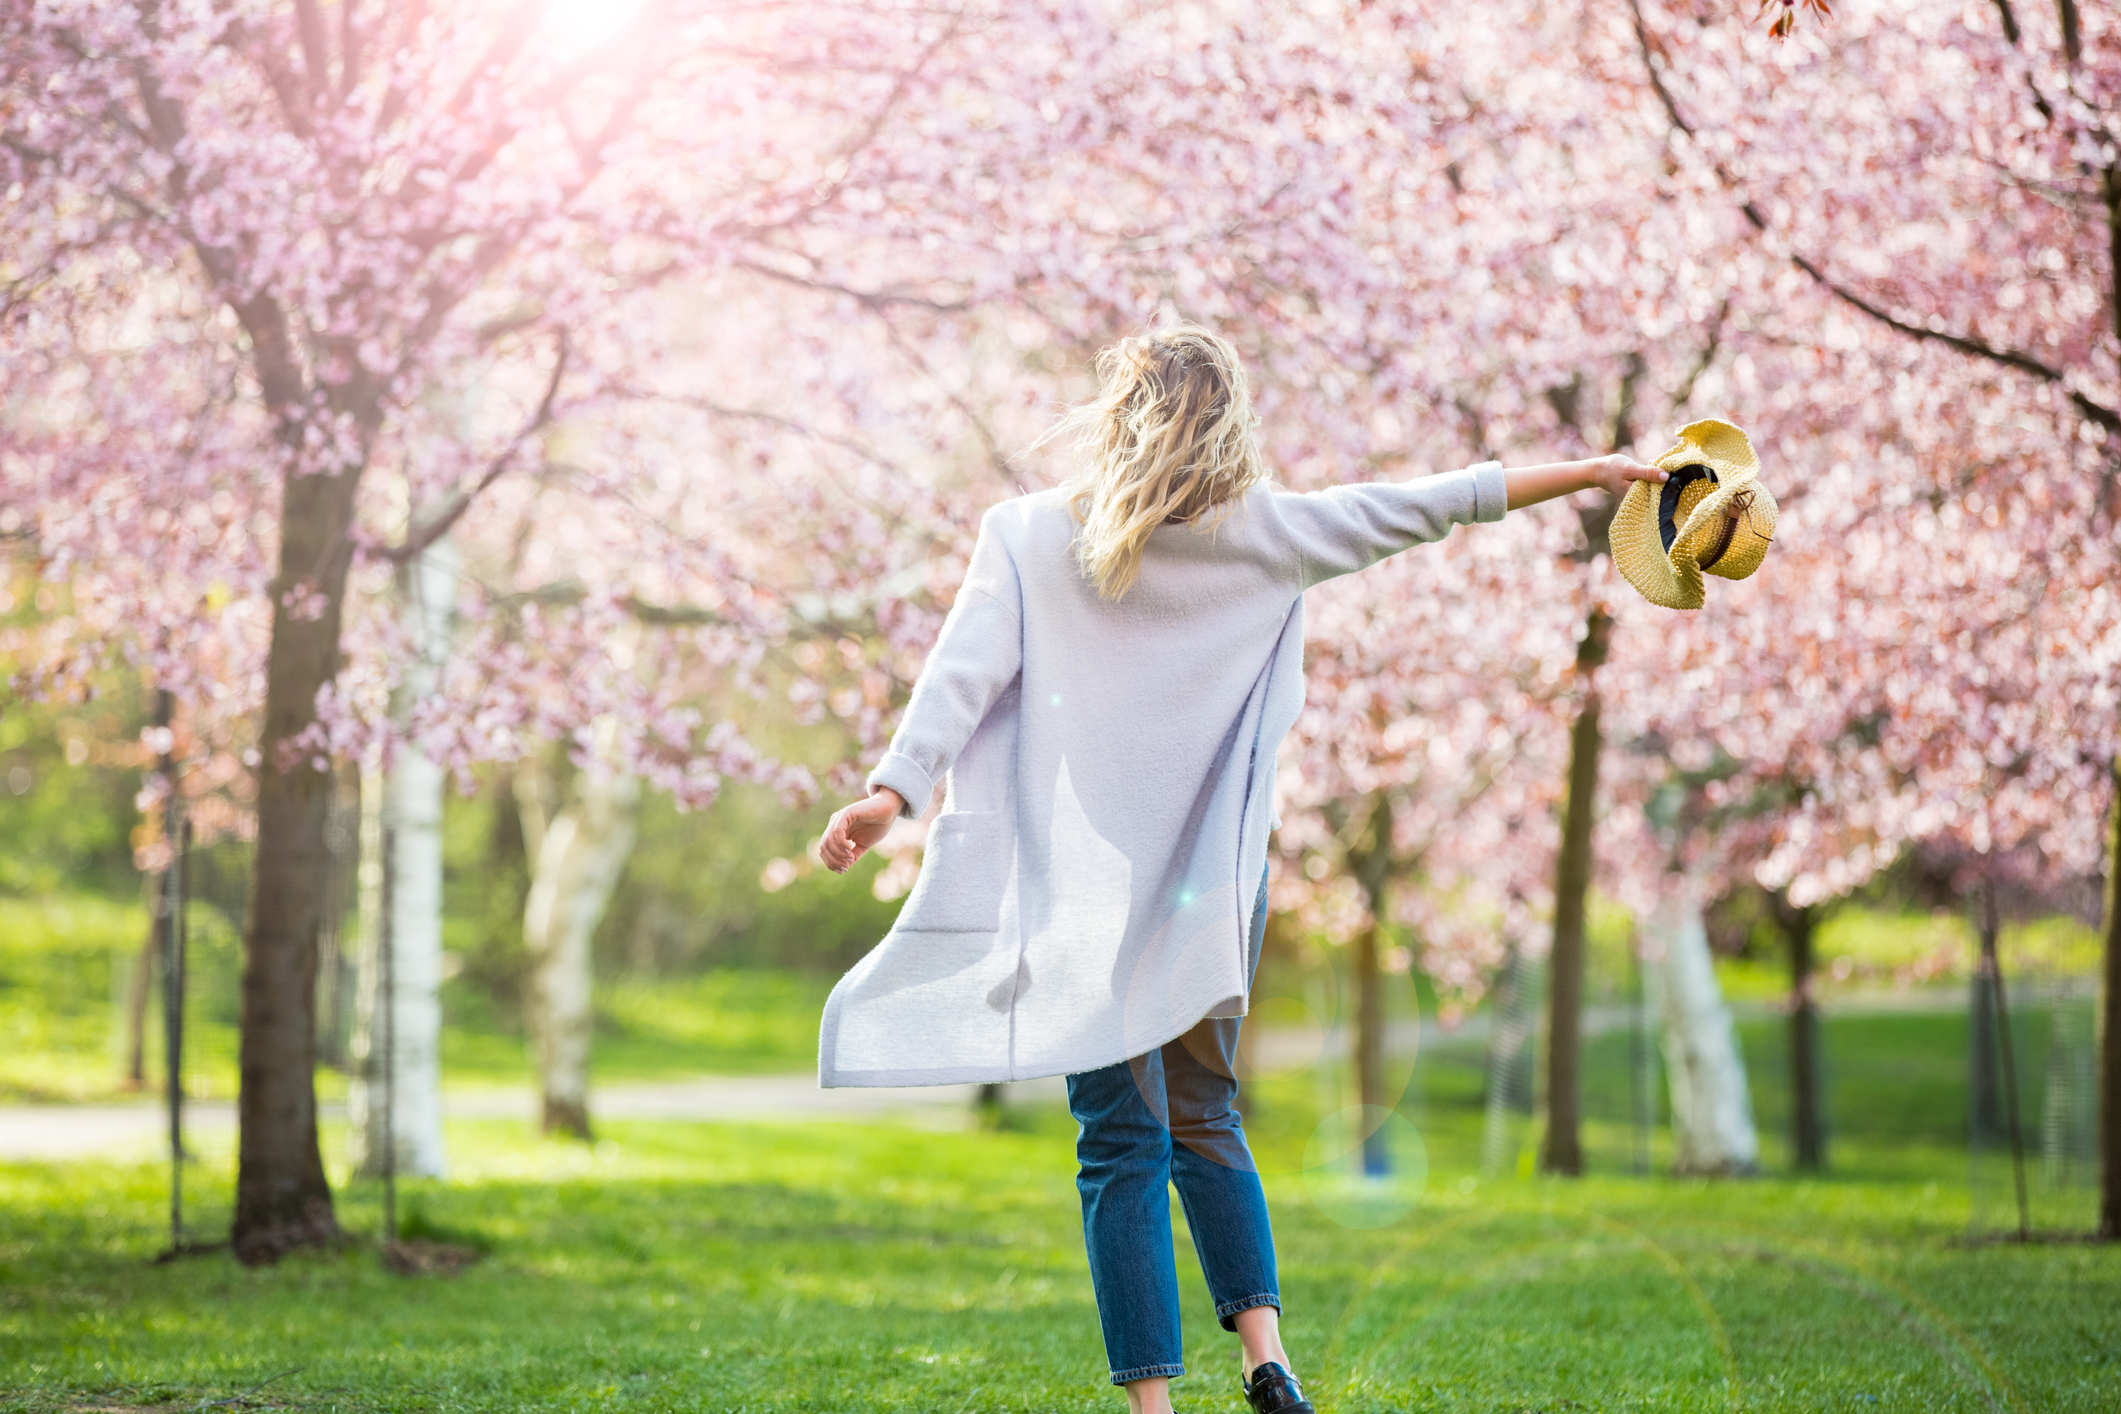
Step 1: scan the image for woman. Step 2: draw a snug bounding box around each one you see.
[819,326,1665,1413]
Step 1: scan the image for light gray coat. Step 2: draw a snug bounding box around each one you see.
[818,462,1508,1086]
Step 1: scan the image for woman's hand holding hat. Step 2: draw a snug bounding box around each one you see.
[1504,454,1667,511]
[1587,453,1670,498]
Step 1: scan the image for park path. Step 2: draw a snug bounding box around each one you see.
[0,988,1958,1161]
[0,1076,1074,1161]
[0,1075,1087,1161]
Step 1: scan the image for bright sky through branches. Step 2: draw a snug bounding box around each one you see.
[539,0,649,52]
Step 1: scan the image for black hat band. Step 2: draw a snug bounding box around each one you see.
[1657,464,1718,554]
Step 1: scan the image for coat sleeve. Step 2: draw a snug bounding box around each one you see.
[865,514,1024,819]
[1270,462,1508,588]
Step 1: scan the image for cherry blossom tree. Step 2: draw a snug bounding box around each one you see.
[0,0,975,1261]
[1269,536,1577,1174]
[1617,0,2120,1229]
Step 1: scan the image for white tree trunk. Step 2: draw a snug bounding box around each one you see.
[521,721,640,1138]
[348,538,459,1179]
[1644,878,1759,1176]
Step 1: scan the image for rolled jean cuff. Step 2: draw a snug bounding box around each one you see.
[1108,1363,1186,1387]
[1215,1293,1282,1332]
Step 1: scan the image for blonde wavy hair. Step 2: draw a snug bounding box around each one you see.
[1053,325,1267,599]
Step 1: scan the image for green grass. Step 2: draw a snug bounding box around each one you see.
[1712,906,2102,1004]
[0,895,145,1102]
[5,994,2118,1412]
[0,896,832,1102]
[2,1115,2117,1413]
[6,885,2097,1104]
[440,971,836,1086]
[7,889,2112,1408]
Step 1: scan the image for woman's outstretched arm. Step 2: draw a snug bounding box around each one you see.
[1273,453,1670,589]
[1506,454,1667,509]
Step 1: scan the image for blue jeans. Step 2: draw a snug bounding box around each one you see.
[1065,870,1278,1385]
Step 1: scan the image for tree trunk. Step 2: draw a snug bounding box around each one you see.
[124,926,155,1090]
[1345,792,1394,1176]
[312,767,361,1071]
[234,466,359,1264]
[1542,604,1611,1177]
[1971,950,2003,1145]
[2102,755,2121,1239]
[347,542,458,1179]
[521,729,640,1139]
[1771,889,1826,1172]
[1353,915,1388,1175]
[1646,879,1758,1176]
[2087,22,2120,1245]
[1628,928,1653,1175]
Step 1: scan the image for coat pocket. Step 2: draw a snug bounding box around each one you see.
[894,811,1009,933]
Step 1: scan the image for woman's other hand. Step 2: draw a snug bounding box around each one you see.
[821,787,907,873]
[1587,454,1668,497]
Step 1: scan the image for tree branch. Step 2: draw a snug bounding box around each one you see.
[1630,1,2119,435]
[1629,0,1695,139]
[1453,395,1496,461]
[337,0,363,102]
[736,9,966,240]
[731,257,974,314]
[1671,299,1729,415]
[383,333,569,565]
[1990,0,2024,46]
[652,394,909,476]
[1609,350,1648,454]
[1784,250,2115,430]
[490,579,877,641]
[293,0,330,107]
[387,31,665,396]
[878,316,1016,485]
[2058,0,2082,66]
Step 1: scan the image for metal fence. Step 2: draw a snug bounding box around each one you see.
[1967,976,2100,1238]
[1476,940,2100,1234]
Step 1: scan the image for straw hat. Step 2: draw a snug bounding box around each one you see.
[1610,419,1777,610]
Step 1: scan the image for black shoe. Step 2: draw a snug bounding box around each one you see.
[1242,1360,1316,1414]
